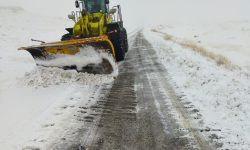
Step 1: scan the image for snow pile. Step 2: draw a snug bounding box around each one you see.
[36,46,118,75]
[145,29,250,149]
[36,47,103,70]
[0,50,36,89]
[22,66,115,87]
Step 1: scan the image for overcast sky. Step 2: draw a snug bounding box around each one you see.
[1,0,250,29]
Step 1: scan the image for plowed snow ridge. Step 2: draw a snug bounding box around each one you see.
[36,46,118,74]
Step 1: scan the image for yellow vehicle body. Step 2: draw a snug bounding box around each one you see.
[73,12,112,36]
[19,0,127,74]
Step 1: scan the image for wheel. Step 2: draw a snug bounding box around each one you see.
[109,30,125,62]
[61,33,72,41]
[122,28,128,53]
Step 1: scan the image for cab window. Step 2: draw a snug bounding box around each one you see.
[84,0,106,13]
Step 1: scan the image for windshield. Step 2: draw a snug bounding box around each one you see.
[84,0,106,13]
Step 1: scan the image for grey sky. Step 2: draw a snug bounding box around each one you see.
[1,0,250,29]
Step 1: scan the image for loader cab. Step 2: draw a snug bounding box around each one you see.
[83,0,108,13]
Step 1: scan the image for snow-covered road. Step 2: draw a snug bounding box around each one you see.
[77,32,215,150]
[31,32,214,150]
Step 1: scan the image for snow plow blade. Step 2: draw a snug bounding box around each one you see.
[18,35,115,57]
[18,35,115,74]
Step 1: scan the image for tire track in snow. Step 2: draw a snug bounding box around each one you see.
[78,32,214,150]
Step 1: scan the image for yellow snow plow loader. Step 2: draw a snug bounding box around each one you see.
[19,0,128,74]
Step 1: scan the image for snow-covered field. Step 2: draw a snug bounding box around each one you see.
[144,24,250,149]
[0,6,67,88]
[152,22,250,70]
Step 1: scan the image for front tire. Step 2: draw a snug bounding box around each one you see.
[122,28,128,53]
[109,30,125,62]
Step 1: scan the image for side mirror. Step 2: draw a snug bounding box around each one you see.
[75,0,80,8]
[109,8,116,14]
[68,13,76,22]
[105,0,109,4]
